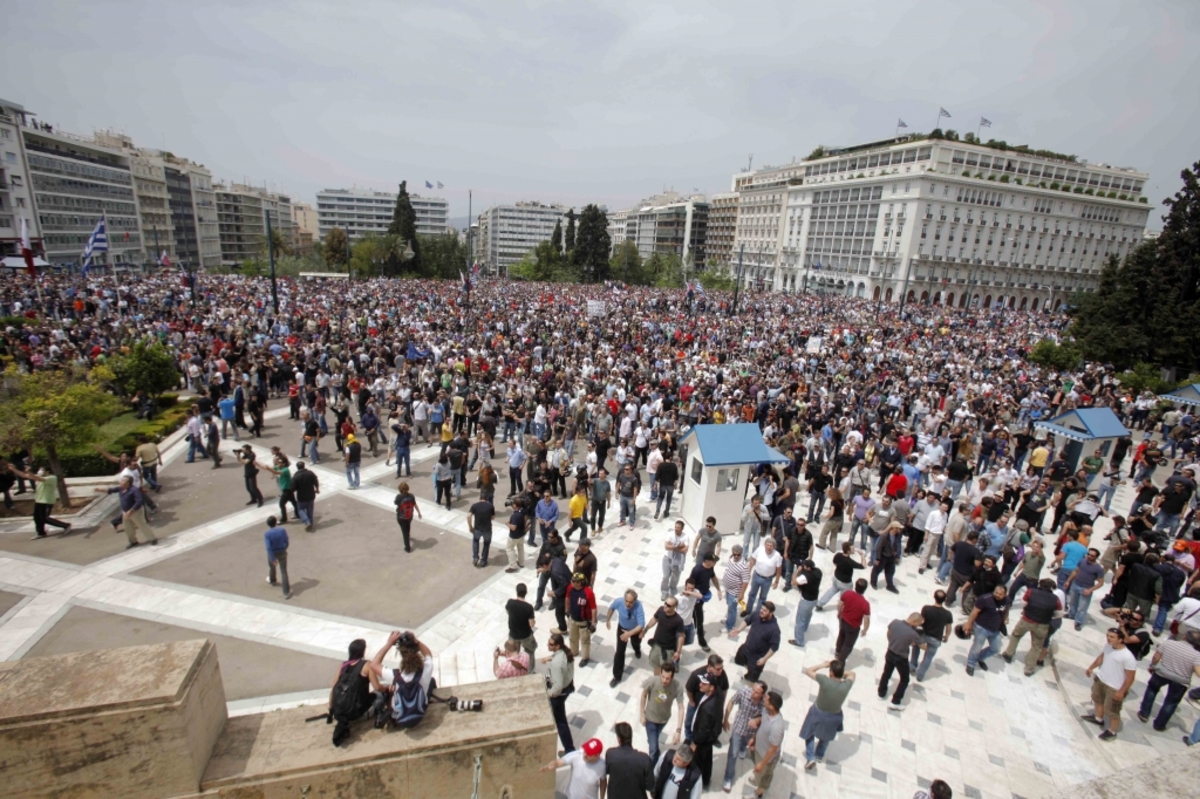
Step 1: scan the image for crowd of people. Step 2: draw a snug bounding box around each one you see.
[5,270,1200,797]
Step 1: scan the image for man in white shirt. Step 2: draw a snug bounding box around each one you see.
[920,500,950,574]
[540,737,607,799]
[1083,628,1137,741]
[745,538,783,616]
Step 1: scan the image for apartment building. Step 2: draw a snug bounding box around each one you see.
[475,201,568,275]
[316,187,450,241]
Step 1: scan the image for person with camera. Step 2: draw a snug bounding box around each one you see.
[543,632,577,754]
[371,630,434,729]
[1101,606,1153,661]
[493,639,531,679]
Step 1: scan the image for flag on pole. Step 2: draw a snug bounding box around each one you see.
[460,269,470,292]
[20,217,35,276]
[979,117,992,128]
[406,341,430,361]
[693,280,706,297]
[425,181,434,189]
[81,216,108,275]
[470,261,480,279]
[939,107,951,119]
[436,182,444,189]
[897,119,908,129]
[159,250,172,268]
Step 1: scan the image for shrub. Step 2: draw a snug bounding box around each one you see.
[1074,187,1084,194]
[1028,339,1082,371]
[999,175,1011,183]
[1050,182,1060,190]
[0,316,27,329]
[1138,197,1148,203]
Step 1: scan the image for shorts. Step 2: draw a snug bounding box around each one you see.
[1090,677,1124,721]
[649,643,674,671]
[749,749,779,791]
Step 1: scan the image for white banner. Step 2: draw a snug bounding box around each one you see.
[587,300,606,317]
[805,336,823,354]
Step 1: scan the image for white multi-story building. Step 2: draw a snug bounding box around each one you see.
[316,186,449,241]
[705,192,738,270]
[214,183,297,266]
[609,192,710,269]
[729,162,804,289]
[0,98,40,262]
[179,161,221,269]
[96,132,177,265]
[744,136,1151,310]
[291,201,318,254]
[475,201,568,275]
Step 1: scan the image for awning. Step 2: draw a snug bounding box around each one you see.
[1,256,50,268]
[1034,407,1129,443]
[1158,383,1200,408]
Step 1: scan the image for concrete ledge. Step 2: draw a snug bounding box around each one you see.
[1045,746,1200,798]
[197,674,556,797]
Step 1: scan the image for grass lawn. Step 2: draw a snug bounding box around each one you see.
[95,411,145,448]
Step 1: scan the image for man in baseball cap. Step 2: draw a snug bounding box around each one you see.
[540,737,607,798]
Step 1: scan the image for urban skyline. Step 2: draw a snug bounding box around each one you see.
[3,1,1196,233]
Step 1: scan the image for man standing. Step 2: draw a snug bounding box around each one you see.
[567,573,598,667]
[683,655,728,741]
[1083,627,1138,741]
[721,545,750,633]
[292,462,319,531]
[878,612,926,710]
[729,601,781,682]
[590,467,611,534]
[1064,548,1106,631]
[799,660,855,772]
[835,579,871,663]
[605,722,653,799]
[536,490,560,546]
[468,494,496,568]
[919,500,949,575]
[606,589,646,688]
[1002,578,1063,676]
[687,674,723,791]
[817,542,865,611]
[10,464,71,540]
[263,515,290,599]
[789,559,822,648]
[654,454,680,520]
[747,691,785,799]
[744,537,783,616]
[741,494,770,553]
[870,521,903,594]
[964,586,1008,676]
[343,434,362,489]
[1007,538,1047,607]
[910,590,953,682]
[650,744,702,799]
[539,737,607,799]
[506,583,537,662]
[945,531,983,606]
[566,484,589,541]
[617,462,642,529]
[662,521,689,601]
[236,446,265,507]
[643,598,687,675]
[1137,631,1200,732]
[95,475,154,548]
[134,436,164,494]
[640,661,684,765]
[691,517,723,565]
[507,440,527,497]
[686,553,721,652]
[720,681,766,792]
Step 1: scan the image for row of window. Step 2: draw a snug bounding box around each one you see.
[804,147,933,178]
[949,151,1142,193]
[27,153,131,185]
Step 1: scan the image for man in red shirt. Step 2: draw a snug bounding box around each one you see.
[897,431,915,457]
[885,470,908,500]
[836,579,871,663]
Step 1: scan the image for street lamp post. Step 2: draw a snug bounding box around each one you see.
[732,244,745,315]
[264,209,279,314]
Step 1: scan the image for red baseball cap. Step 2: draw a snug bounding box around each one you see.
[582,738,604,757]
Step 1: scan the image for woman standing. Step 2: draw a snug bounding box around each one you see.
[393,481,421,553]
[542,633,576,753]
[432,456,454,510]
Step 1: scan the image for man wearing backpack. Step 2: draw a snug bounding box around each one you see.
[327,637,378,747]
[372,630,435,729]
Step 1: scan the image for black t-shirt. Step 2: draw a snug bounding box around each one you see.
[292,469,318,502]
[832,552,864,583]
[506,598,535,639]
[1160,489,1189,515]
[919,604,954,640]
[685,666,730,704]
[650,607,686,650]
[241,451,257,477]
[688,563,717,596]
[951,541,983,575]
[468,500,495,531]
[507,509,526,539]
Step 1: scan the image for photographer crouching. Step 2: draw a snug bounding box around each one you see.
[371,630,435,728]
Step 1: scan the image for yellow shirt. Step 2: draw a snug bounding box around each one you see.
[1029,446,1049,468]
[569,494,587,520]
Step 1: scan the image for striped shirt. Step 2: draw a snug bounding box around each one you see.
[722,558,751,598]
[1152,639,1200,685]
[727,685,764,739]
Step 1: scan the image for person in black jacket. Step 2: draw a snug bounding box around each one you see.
[652,746,702,799]
[605,721,653,799]
[539,552,573,633]
[654,455,680,520]
[687,674,723,790]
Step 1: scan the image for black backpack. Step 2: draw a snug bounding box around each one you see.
[330,659,369,725]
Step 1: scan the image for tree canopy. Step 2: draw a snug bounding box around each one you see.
[574,204,611,283]
[109,339,179,398]
[1070,158,1200,371]
[324,227,349,268]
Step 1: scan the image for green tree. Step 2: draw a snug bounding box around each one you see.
[0,367,121,507]
[109,339,179,398]
[565,209,577,258]
[419,231,468,279]
[573,204,611,283]
[349,234,409,278]
[324,227,349,269]
[805,146,826,160]
[550,220,563,255]
[387,181,423,274]
[1027,339,1082,371]
[1153,158,1200,369]
[609,240,642,284]
[698,262,737,291]
[259,226,292,258]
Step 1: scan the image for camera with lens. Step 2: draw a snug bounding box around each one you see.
[445,696,483,712]
[396,631,417,650]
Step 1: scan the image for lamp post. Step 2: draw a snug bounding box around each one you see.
[731,243,745,315]
[264,208,279,314]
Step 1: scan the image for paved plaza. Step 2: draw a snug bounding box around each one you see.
[0,403,1194,798]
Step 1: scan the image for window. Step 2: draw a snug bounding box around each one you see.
[4,152,15,163]
[716,468,740,493]
[690,457,703,486]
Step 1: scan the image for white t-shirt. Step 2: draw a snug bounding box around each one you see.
[750,545,783,578]
[562,751,607,799]
[1095,644,1136,690]
[378,655,434,694]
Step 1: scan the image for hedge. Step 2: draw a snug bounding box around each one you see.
[49,394,191,477]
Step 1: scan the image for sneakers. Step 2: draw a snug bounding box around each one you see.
[1081,714,1104,726]
[1136,711,1149,723]
[888,703,904,712]
[1001,653,1014,664]
[965,665,975,676]
[977,660,988,671]
[723,780,734,792]
[1098,730,1117,741]
[804,760,816,771]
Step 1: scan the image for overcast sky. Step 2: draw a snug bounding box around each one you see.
[5,0,1197,229]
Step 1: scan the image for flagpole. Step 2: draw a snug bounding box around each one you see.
[977,120,983,140]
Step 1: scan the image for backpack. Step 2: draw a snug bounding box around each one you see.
[390,669,429,728]
[397,494,416,521]
[330,659,369,725]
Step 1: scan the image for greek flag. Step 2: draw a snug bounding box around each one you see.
[693,281,706,297]
[939,107,951,118]
[425,181,434,189]
[897,119,908,129]
[81,216,108,275]
[980,117,992,128]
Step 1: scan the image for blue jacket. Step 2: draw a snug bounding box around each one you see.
[264,525,289,563]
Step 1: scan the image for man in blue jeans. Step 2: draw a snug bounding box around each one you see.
[1065,548,1106,631]
[964,585,1008,676]
[721,545,750,632]
[720,681,766,791]
[910,589,954,681]
[788,559,822,648]
[743,538,782,617]
[639,661,684,765]
[1054,529,1089,590]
